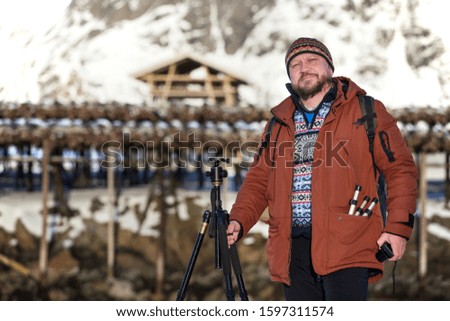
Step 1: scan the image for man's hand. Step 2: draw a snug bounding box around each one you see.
[227,221,241,246]
[377,232,407,261]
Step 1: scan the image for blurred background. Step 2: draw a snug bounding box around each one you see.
[0,0,449,300]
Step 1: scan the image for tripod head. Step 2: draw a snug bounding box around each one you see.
[205,157,230,252]
[206,157,229,187]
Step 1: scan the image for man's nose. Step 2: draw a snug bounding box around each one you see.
[298,61,309,73]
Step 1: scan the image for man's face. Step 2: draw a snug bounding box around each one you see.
[288,53,333,100]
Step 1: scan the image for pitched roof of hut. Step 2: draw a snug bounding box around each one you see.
[133,52,250,85]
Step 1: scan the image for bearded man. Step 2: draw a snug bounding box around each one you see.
[227,37,418,300]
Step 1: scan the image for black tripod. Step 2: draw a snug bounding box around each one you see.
[176,158,249,301]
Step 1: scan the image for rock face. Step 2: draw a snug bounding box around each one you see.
[2,0,449,107]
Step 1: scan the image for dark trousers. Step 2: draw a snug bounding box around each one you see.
[283,235,369,301]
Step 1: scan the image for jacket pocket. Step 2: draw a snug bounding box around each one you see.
[266,218,291,280]
[266,219,280,264]
[268,218,280,233]
[329,207,372,245]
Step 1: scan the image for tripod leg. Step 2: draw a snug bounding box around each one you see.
[229,245,249,301]
[209,188,221,269]
[176,210,211,301]
[217,218,235,301]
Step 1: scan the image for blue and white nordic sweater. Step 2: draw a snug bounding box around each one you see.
[288,84,336,235]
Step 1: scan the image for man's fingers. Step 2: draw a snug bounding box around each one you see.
[227,222,240,245]
[227,233,236,246]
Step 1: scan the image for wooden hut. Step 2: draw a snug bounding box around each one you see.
[134,53,249,107]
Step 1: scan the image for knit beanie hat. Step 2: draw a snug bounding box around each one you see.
[285,37,334,75]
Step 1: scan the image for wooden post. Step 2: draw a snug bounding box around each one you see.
[39,138,51,279]
[223,76,235,107]
[419,152,428,280]
[144,74,155,101]
[26,143,34,192]
[445,153,450,209]
[162,64,176,101]
[155,167,167,299]
[107,147,116,278]
[204,66,216,105]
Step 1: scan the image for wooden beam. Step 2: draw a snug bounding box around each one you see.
[0,253,31,277]
[419,152,428,280]
[0,155,104,163]
[162,64,177,101]
[38,138,51,280]
[446,152,450,209]
[204,67,216,104]
[223,76,235,107]
[151,88,236,98]
[155,168,167,299]
[143,74,229,82]
[107,148,116,278]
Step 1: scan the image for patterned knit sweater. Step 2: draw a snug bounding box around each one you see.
[288,84,336,236]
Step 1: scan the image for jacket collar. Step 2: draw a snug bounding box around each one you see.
[271,76,366,123]
[285,82,337,114]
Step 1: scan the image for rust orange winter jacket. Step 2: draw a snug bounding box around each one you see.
[229,77,418,285]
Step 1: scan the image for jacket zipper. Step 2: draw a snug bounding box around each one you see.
[273,112,295,285]
[287,124,294,286]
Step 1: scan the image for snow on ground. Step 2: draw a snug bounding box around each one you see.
[0,183,448,245]
[0,186,269,244]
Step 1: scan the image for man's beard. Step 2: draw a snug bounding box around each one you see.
[293,73,332,100]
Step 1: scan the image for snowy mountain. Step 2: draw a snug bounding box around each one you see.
[1,0,449,108]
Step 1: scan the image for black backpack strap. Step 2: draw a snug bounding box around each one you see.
[358,95,387,225]
[257,116,278,157]
[358,95,377,178]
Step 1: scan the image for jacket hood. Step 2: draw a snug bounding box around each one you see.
[271,76,366,123]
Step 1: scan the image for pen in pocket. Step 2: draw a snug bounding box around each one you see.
[361,198,379,217]
[348,185,362,215]
[355,196,370,216]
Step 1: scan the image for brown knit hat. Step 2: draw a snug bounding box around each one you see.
[285,37,334,75]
